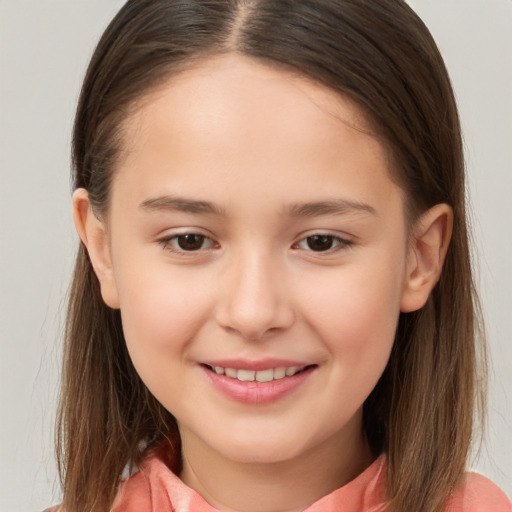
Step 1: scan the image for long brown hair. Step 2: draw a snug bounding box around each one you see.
[57,1,485,511]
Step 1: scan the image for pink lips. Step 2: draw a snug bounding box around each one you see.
[200,360,316,405]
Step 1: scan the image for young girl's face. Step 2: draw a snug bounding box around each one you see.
[81,54,422,467]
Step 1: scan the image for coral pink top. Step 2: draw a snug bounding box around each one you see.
[111,449,512,512]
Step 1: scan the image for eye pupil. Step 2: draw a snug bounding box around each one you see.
[307,235,334,252]
[177,234,205,251]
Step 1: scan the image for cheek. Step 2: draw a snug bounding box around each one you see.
[115,267,216,412]
[305,265,402,334]
[299,260,404,376]
[113,256,213,366]
[302,268,402,428]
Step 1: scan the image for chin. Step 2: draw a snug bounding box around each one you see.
[212,433,314,465]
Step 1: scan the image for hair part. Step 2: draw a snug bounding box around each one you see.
[58,1,486,511]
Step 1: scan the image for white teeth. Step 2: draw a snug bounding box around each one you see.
[286,366,298,377]
[237,369,256,381]
[225,368,237,378]
[211,365,306,381]
[255,369,274,382]
[274,367,286,379]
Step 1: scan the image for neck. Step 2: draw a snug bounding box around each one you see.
[179,416,374,512]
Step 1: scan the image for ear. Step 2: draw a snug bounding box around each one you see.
[400,203,453,313]
[73,188,120,309]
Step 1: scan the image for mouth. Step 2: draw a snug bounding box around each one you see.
[200,361,318,404]
[201,364,315,383]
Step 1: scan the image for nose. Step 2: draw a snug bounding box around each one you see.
[215,250,295,341]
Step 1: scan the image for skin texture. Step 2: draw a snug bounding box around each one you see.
[74,54,452,512]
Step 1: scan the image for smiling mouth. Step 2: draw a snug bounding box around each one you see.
[202,364,315,382]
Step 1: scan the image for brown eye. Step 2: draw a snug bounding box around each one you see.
[305,235,335,252]
[176,234,207,251]
[295,234,351,253]
[159,232,217,254]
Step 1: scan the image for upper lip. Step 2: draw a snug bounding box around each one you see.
[200,358,313,371]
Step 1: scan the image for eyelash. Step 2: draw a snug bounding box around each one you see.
[293,234,353,253]
[158,232,353,255]
[158,233,217,254]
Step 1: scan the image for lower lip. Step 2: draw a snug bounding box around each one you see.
[201,365,316,405]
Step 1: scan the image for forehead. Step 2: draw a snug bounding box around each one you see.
[120,53,380,161]
[112,53,399,216]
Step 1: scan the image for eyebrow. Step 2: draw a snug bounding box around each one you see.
[140,195,227,216]
[285,199,377,217]
[139,195,376,218]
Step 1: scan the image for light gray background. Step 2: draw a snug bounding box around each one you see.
[1,1,510,510]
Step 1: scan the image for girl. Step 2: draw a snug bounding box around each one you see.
[52,1,511,511]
